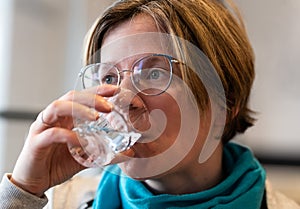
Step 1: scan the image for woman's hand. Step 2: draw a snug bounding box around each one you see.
[10,85,117,197]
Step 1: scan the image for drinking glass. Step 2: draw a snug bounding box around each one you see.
[69,88,148,167]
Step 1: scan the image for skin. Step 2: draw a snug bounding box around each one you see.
[10,14,224,197]
[102,14,224,194]
[10,85,120,197]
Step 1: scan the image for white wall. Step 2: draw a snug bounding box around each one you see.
[0,0,13,109]
[0,0,115,176]
[234,0,300,158]
[1,0,300,176]
[0,0,14,177]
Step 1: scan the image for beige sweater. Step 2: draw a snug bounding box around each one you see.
[1,172,299,209]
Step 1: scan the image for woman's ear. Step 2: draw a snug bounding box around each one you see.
[198,102,226,163]
[213,104,228,126]
[212,104,227,139]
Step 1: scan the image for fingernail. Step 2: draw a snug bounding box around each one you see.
[104,102,113,111]
[89,108,99,119]
[96,85,120,95]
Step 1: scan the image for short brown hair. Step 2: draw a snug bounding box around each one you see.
[84,0,255,143]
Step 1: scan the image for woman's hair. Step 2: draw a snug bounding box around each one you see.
[83,0,255,143]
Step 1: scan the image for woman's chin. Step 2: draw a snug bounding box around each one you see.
[118,159,153,180]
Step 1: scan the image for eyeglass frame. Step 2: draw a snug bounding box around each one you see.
[79,53,180,96]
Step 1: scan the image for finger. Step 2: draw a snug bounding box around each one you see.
[34,89,116,132]
[82,84,120,97]
[59,90,113,113]
[33,102,98,131]
[48,101,98,123]
[33,127,81,148]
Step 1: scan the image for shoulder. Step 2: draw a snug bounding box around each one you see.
[265,179,300,209]
[48,166,121,209]
[0,173,48,208]
[47,169,102,209]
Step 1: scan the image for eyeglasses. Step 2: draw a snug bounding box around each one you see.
[79,54,179,96]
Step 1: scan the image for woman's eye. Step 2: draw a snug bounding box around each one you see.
[146,68,168,80]
[149,69,161,80]
[102,75,118,85]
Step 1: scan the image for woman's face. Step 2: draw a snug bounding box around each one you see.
[101,14,212,179]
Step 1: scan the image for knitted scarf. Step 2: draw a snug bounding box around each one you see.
[93,142,266,209]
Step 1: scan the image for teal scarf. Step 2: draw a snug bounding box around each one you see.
[93,142,266,209]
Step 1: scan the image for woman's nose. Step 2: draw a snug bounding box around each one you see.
[119,71,136,92]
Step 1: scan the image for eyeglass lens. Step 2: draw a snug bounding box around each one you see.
[81,54,173,95]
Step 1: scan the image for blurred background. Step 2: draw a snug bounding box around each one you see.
[0,0,299,203]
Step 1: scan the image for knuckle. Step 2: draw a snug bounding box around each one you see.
[64,90,77,100]
[29,120,39,131]
[49,100,62,110]
[43,128,58,139]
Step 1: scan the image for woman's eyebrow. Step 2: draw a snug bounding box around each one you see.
[101,54,153,66]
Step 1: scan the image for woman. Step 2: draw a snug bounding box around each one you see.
[0,0,299,208]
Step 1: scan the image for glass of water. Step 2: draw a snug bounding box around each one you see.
[69,88,148,167]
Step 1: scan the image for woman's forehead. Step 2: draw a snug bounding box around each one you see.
[100,14,172,63]
[102,14,159,46]
[100,33,174,64]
